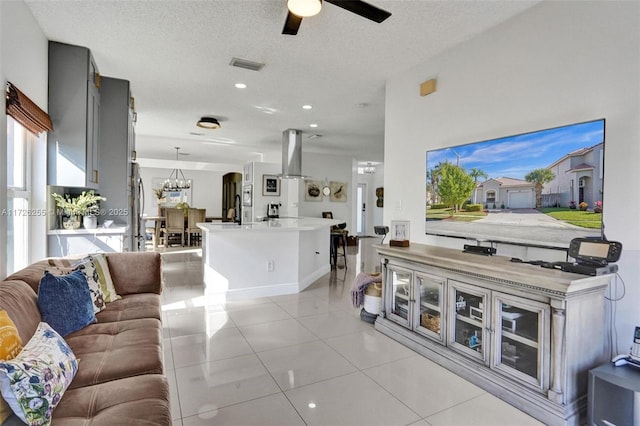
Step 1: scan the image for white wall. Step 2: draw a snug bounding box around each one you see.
[0,1,49,277]
[139,167,224,218]
[298,153,355,230]
[248,162,281,221]
[384,1,640,348]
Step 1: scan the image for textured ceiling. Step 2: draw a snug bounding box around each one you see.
[25,0,540,170]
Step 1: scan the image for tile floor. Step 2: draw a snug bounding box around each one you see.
[159,239,543,426]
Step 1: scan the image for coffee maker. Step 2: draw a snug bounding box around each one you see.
[267,203,280,218]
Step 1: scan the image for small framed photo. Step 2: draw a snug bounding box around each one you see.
[305,180,323,201]
[262,175,280,196]
[391,220,410,241]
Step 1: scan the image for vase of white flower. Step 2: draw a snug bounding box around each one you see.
[52,190,105,230]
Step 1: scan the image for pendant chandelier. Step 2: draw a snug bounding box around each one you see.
[163,147,191,191]
[364,163,376,174]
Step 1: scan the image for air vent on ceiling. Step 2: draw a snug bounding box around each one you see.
[308,134,322,139]
[230,57,265,72]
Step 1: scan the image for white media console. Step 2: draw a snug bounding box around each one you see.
[374,243,614,426]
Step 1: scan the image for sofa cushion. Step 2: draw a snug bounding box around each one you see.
[0,281,41,345]
[94,293,162,323]
[51,374,171,426]
[0,311,23,424]
[38,271,96,337]
[105,252,163,296]
[0,322,78,426]
[64,318,163,389]
[3,259,51,294]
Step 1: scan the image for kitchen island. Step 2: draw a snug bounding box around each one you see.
[198,217,340,302]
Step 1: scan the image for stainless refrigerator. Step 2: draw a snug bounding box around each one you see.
[130,162,145,252]
[99,77,143,251]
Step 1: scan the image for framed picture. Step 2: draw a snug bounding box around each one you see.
[391,220,410,241]
[262,175,280,196]
[329,181,347,202]
[305,180,323,201]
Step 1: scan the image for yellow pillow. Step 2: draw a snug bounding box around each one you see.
[0,310,23,423]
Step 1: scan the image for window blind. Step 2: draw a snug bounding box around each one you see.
[5,81,53,135]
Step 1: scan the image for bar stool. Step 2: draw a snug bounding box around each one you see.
[322,212,348,269]
[330,230,348,269]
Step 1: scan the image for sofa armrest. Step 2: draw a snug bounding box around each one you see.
[106,252,163,295]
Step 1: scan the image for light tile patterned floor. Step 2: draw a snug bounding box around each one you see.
[160,239,543,426]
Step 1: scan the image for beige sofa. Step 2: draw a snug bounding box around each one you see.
[0,252,171,425]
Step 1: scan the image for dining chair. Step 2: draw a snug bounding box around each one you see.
[186,208,206,246]
[162,208,185,247]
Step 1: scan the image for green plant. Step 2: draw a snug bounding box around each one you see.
[465,204,483,212]
[153,188,164,200]
[52,191,105,216]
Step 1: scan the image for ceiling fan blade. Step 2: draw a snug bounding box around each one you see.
[325,0,391,23]
[282,11,303,35]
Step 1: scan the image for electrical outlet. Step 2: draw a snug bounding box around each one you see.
[267,260,274,272]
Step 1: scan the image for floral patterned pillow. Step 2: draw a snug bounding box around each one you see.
[0,322,78,426]
[87,254,121,303]
[0,310,23,423]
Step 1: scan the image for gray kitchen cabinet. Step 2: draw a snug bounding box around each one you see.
[98,77,135,221]
[47,41,101,188]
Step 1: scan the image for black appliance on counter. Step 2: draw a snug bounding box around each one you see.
[267,203,280,218]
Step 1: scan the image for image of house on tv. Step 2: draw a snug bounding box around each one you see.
[475,177,535,209]
[474,143,603,210]
[542,143,604,209]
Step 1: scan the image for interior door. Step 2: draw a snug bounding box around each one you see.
[357,183,366,235]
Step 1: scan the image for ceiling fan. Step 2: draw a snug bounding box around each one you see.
[282,0,392,35]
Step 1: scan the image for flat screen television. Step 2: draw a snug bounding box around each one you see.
[425,118,605,249]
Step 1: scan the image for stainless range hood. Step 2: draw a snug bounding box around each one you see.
[281,129,306,179]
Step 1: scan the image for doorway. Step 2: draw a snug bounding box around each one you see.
[356,183,367,236]
[222,172,242,220]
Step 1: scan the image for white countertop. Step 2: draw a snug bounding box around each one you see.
[198,217,342,232]
[48,226,129,235]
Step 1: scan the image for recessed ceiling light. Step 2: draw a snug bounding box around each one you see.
[309,123,318,128]
[235,83,247,89]
[196,116,221,129]
[302,105,312,110]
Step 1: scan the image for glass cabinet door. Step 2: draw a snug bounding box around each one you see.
[492,293,550,390]
[386,265,413,328]
[448,280,489,362]
[414,272,445,342]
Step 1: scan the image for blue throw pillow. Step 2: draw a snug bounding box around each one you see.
[38,270,96,336]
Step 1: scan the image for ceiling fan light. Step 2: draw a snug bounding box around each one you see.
[197,116,221,129]
[288,0,322,17]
